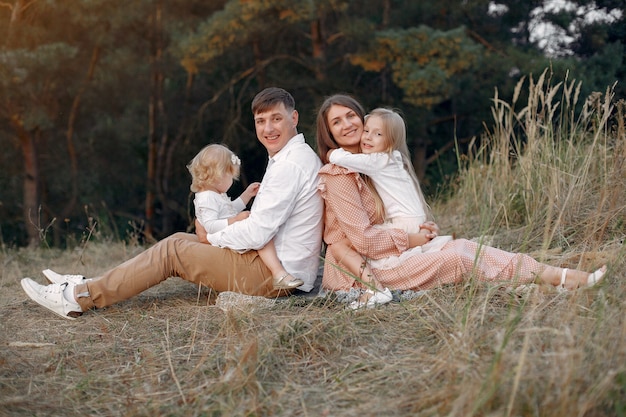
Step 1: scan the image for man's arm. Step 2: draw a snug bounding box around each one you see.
[206,158,303,251]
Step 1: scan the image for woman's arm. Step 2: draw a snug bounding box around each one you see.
[321,171,408,259]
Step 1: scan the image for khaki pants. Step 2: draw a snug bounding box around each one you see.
[75,232,280,311]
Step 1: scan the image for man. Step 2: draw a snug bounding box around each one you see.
[21,87,324,319]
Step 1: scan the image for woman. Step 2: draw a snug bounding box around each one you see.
[315,94,606,303]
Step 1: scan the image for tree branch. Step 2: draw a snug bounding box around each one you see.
[466,29,506,56]
[426,135,474,165]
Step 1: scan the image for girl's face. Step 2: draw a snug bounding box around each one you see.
[326,104,363,153]
[212,172,234,194]
[361,115,388,154]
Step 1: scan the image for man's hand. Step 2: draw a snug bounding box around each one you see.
[195,219,209,243]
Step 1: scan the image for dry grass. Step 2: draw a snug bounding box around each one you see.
[1,242,625,416]
[440,70,626,252]
[2,71,626,416]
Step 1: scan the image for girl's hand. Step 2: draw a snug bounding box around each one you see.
[246,182,261,196]
[240,182,261,204]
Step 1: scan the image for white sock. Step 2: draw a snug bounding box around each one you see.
[62,283,83,311]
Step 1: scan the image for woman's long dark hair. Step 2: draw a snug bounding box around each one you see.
[315,94,386,221]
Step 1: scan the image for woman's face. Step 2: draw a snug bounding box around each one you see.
[326,104,363,153]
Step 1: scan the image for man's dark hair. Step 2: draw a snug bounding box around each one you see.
[251,87,295,115]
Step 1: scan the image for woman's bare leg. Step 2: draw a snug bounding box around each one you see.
[330,238,385,291]
[537,264,607,290]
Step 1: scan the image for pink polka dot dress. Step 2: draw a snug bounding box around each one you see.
[318,164,545,291]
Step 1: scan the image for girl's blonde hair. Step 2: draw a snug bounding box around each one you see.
[365,108,432,220]
[187,144,240,193]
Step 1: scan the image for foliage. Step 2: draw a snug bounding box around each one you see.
[350,25,483,108]
[2,67,626,414]
[0,0,624,247]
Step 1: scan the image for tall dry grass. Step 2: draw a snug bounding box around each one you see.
[1,70,625,416]
[442,69,626,259]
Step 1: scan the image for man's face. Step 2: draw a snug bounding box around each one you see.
[254,102,298,157]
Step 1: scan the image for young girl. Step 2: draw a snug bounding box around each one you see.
[327,108,450,308]
[187,144,303,290]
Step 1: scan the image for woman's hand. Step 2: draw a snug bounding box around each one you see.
[419,221,440,239]
[407,221,441,248]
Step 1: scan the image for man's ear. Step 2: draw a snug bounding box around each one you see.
[292,110,299,127]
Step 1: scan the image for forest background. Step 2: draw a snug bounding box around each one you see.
[1,0,625,248]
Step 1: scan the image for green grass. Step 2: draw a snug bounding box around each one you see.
[1,70,625,416]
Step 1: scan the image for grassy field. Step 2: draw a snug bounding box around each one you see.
[1,72,625,416]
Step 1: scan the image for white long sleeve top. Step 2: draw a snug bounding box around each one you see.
[194,191,246,234]
[329,148,426,222]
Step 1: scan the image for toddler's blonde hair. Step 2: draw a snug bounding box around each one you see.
[187,144,240,193]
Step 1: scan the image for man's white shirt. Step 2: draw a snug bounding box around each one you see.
[207,134,323,291]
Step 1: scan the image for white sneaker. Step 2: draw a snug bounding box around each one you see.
[349,287,393,310]
[21,278,82,320]
[42,269,86,285]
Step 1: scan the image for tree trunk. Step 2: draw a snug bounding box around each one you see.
[144,0,163,242]
[412,120,430,183]
[311,15,325,81]
[5,0,25,46]
[162,70,195,234]
[154,0,172,237]
[412,140,428,183]
[11,115,40,247]
[145,83,157,241]
[7,0,40,246]
[57,46,100,242]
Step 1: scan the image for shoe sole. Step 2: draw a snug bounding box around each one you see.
[20,279,77,320]
[273,280,304,290]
